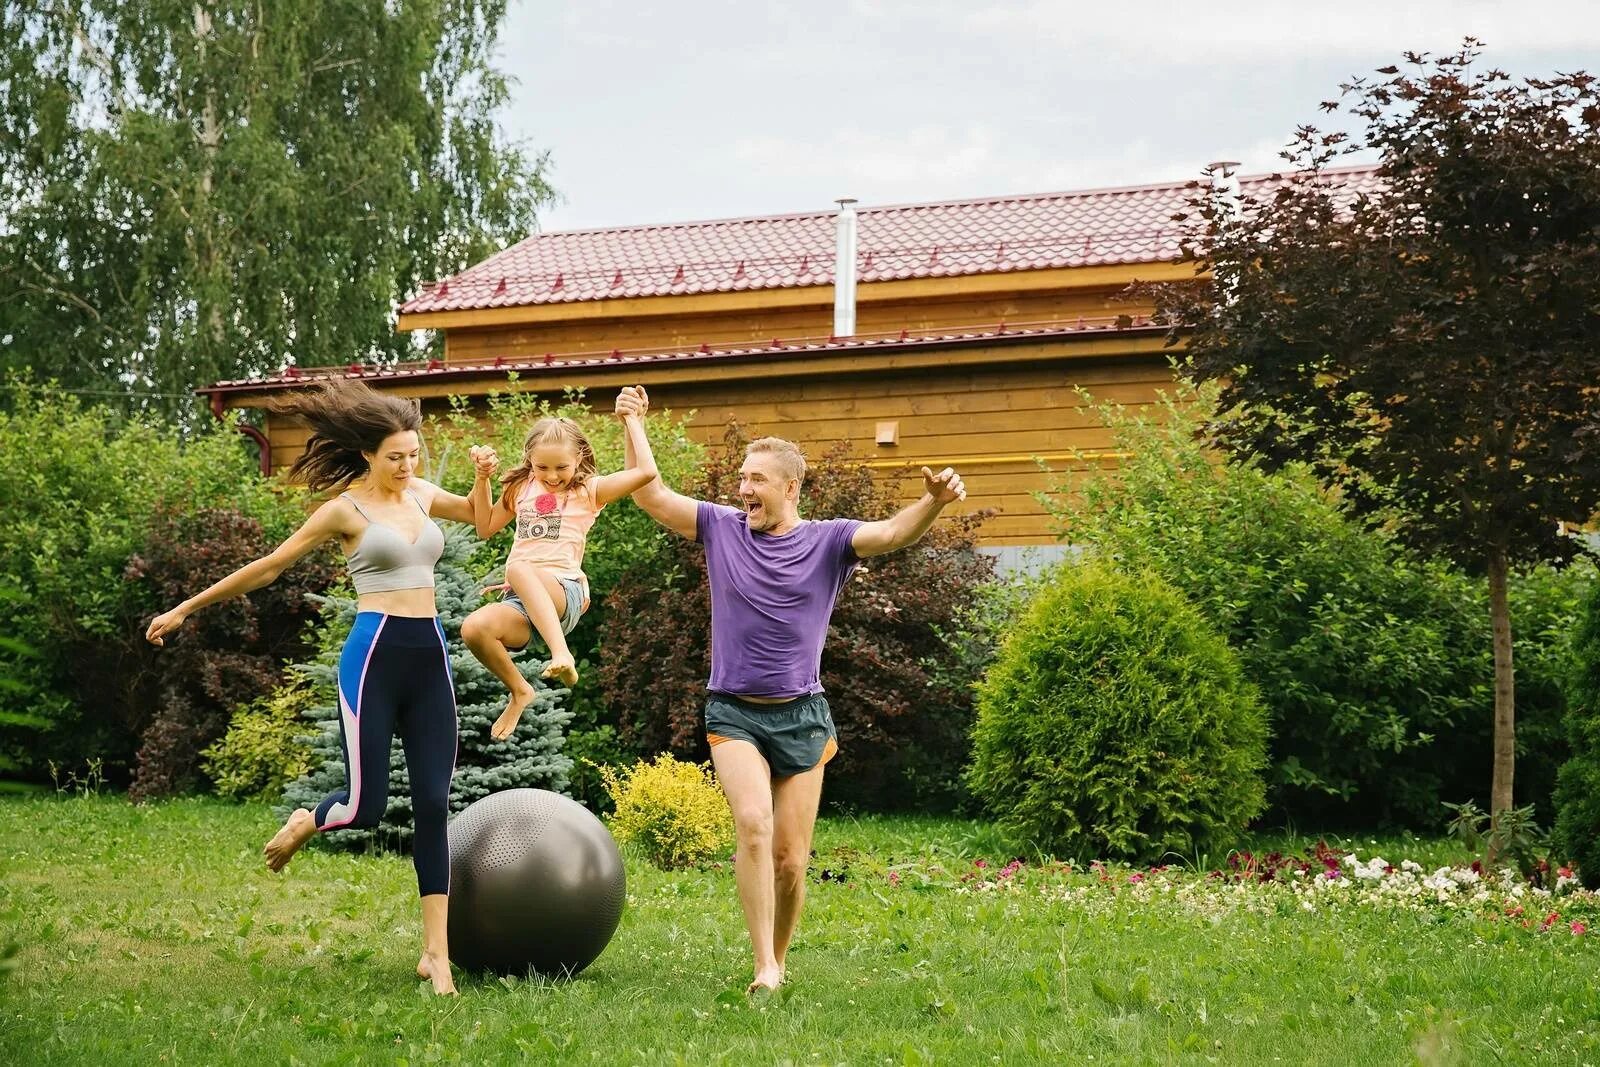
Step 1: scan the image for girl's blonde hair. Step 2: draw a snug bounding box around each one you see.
[503,417,598,498]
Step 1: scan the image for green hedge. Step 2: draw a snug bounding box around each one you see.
[1554,579,1600,886]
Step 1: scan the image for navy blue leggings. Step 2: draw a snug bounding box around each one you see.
[314,613,458,896]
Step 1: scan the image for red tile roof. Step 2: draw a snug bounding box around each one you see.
[198,317,1164,395]
[398,165,1381,315]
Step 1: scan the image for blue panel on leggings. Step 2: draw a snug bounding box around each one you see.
[338,612,385,719]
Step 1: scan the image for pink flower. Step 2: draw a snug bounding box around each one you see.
[1559,866,1574,879]
[1540,911,1560,932]
[1571,921,1587,936]
[973,859,987,869]
[535,492,558,514]
[1128,873,1144,884]
[888,871,901,887]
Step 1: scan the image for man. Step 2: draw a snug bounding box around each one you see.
[614,385,966,993]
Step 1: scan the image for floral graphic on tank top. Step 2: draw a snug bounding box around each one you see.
[516,490,564,542]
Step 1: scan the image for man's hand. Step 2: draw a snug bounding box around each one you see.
[469,445,499,478]
[614,386,650,419]
[922,466,966,505]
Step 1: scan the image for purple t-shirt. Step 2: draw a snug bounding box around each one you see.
[696,502,863,698]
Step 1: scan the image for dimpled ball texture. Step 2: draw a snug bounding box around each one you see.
[446,788,626,976]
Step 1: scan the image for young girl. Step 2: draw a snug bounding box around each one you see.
[464,397,657,740]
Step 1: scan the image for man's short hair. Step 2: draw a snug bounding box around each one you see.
[745,437,807,484]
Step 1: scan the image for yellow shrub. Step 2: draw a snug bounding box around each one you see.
[201,679,315,801]
[600,754,734,870]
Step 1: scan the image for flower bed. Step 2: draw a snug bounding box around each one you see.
[828,845,1600,937]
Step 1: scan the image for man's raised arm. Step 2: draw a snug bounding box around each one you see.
[850,465,967,558]
[616,386,700,541]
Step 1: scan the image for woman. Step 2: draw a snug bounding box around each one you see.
[146,379,482,995]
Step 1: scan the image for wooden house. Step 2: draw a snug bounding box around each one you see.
[198,166,1379,563]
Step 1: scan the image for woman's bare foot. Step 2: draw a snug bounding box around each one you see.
[491,683,537,740]
[746,964,783,995]
[417,951,458,995]
[541,655,579,688]
[263,808,316,872]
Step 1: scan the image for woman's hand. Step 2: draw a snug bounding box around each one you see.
[469,445,499,479]
[146,607,189,647]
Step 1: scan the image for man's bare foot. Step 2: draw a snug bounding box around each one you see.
[417,951,458,995]
[746,964,783,995]
[263,808,316,872]
[491,684,537,740]
[540,655,579,688]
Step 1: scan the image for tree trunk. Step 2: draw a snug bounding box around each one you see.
[1487,544,1516,856]
[193,5,225,349]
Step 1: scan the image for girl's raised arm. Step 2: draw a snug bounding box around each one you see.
[592,403,661,507]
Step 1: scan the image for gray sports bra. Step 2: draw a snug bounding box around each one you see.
[341,491,445,594]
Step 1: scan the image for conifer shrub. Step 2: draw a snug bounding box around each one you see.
[967,561,1267,863]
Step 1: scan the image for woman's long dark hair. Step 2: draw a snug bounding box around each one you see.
[270,379,423,492]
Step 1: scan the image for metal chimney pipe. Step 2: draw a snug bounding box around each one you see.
[833,197,858,338]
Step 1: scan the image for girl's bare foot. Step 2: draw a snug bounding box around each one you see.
[263,808,317,872]
[541,655,579,688]
[491,684,537,740]
[417,951,458,995]
[746,964,783,995]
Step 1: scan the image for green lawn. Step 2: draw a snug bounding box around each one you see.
[1,797,1596,1065]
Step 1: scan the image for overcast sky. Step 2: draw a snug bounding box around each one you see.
[496,1,1599,233]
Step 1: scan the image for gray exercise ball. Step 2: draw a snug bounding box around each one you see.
[446,788,626,977]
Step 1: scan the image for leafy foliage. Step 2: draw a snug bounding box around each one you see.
[201,679,316,802]
[600,753,734,870]
[1045,383,1592,826]
[0,3,552,417]
[599,424,997,811]
[967,561,1268,863]
[1152,45,1600,816]
[0,382,312,784]
[120,505,335,801]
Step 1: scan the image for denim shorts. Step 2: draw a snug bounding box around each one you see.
[705,692,838,778]
[503,576,586,646]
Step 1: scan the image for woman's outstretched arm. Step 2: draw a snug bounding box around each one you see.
[145,498,350,646]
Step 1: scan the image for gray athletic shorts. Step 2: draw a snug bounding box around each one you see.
[705,692,838,777]
[503,576,586,647]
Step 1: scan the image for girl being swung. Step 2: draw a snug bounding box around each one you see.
[464,400,657,740]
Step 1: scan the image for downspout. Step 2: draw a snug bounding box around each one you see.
[207,390,272,476]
